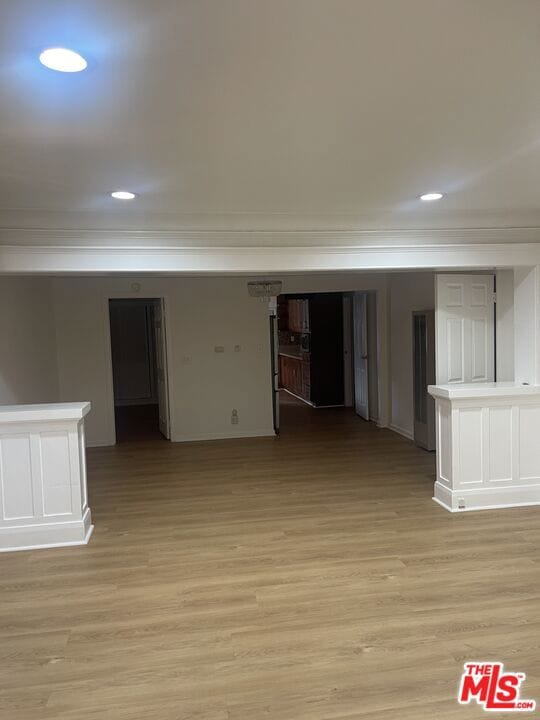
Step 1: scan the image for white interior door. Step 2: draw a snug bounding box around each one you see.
[436,274,495,384]
[153,299,171,439]
[353,292,369,420]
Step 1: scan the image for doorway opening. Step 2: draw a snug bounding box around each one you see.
[412,310,436,451]
[272,291,379,435]
[108,298,170,443]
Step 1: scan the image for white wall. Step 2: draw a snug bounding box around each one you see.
[388,272,436,440]
[0,277,59,405]
[53,278,115,446]
[52,277,274,446]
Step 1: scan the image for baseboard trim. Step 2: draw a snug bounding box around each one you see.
[389,423,414,441]
[433,480,540,512]
[0,508,94,553]
[86,437,116,448]
[172,429,276,443]
[88,428,277,446]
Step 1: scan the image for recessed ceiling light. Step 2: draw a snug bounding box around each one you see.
[110,191,137,200]
[39,47,87,73]
[420,192,444,202]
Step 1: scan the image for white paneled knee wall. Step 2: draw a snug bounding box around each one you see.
[429,383,540,512]
[0,402,93,551]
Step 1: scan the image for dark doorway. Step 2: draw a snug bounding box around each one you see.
[275,293,346,434]
[109,298,169,442]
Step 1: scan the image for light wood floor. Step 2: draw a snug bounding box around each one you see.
[2,398,540,719]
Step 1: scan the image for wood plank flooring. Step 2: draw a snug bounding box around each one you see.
[2,398,540,719]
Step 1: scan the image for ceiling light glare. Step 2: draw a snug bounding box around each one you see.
[420,192,444,202]
[110,191,137,200]
[39,47,88,73]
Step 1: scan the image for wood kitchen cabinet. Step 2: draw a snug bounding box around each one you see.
[279,354,310,401]
[301,360,311,399]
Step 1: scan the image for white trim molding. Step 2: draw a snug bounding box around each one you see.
[1,224,540,274]
[172,428,275,443]
[429,383,540,512]
[2,226,540,247]
[2,241,540,275]
[0,402,94,552]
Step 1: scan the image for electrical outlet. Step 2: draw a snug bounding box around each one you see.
[231,409,239,425]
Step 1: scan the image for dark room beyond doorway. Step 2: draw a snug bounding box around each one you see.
[109,298,170,442]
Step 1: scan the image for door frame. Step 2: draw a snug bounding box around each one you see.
[342,294,354,407]
[153,298,172,439]
[105,295,173,444]
[353,291,370,420]
[412,309,436,451]
[269,310,280,434]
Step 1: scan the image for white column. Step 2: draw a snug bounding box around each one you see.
[429,383,540,512]
[0,402,93,552]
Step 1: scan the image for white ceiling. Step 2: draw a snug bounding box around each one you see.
[1,0,540,234]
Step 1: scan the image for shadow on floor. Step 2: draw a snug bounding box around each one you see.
[278,389,362,435]
[114,404,164,443]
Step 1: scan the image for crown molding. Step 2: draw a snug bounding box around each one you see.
[1,225,540,248]
[3,206,540,233]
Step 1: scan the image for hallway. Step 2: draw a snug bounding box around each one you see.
[2,417,540,719]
